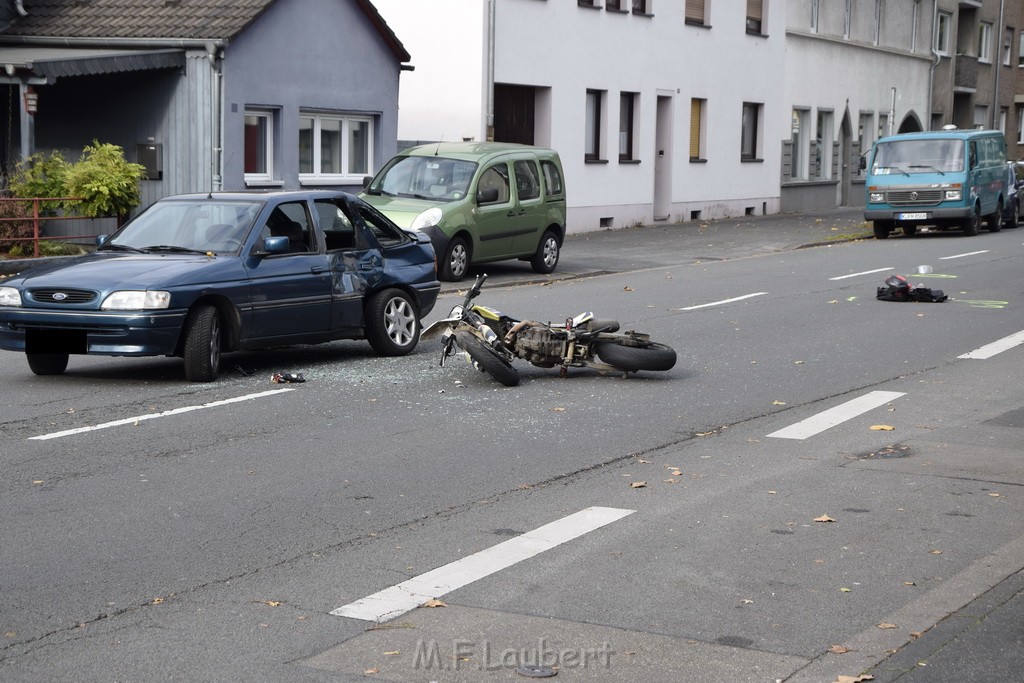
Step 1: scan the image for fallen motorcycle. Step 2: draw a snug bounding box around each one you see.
[420,274,676,386]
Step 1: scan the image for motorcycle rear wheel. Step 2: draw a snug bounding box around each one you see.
[456,331,520,386]
[596,341,677,372]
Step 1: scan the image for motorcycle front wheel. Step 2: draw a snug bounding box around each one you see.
[596,341,677,372]
[456,331,520,386]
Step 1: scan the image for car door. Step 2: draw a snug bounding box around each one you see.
[316,197,384,331]
[510,156,546,255]
[245,200,332,338]
[471,160,517,259]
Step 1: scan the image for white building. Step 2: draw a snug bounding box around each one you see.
[374,0,934,230]
[782,0,933,211]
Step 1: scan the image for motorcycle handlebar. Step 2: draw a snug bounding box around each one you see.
[464,273,487,307]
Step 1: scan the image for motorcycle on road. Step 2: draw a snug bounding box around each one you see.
[420,274,676,386]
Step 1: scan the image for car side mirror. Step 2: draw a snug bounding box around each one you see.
[95,234,109,247]
[259,235,290,255]
[362,175,373,189]
[477,188,499,204]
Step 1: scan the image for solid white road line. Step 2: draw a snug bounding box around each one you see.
[958,330,1024,359]
[29,388,297,441]
[679,292,767,311]
[767,390,906,440]
[331,506,635,623]
[940,250,989,260]
[829,267,894,281]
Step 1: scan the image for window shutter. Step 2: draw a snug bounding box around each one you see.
[690,99,702,158]
[781,140,793,182]
[686,0,705,23]
[832,141,841,178]
[747,0,763,21]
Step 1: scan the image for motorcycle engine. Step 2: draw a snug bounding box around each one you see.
[511,323,565,367]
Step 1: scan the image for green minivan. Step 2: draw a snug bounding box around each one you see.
[361,142,566,281]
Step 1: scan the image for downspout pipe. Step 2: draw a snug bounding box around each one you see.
[929,0,940,129]
[993,0,1006,130]
[486,0,495,141]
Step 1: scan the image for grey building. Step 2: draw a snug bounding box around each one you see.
[0,0,410,226]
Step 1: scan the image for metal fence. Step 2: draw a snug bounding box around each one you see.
[0,197,117,258]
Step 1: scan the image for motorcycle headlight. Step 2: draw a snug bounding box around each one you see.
[0,286,22,307]
[410,207,443,230]
[101,290,171,310]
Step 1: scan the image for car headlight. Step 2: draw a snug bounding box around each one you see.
[945,189,962,201]
[410,207,443,230]
[0,286,22,307]
[869,192,885,203]
[100,290,171,310]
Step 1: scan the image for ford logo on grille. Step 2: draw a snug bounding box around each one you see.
[51,292,68,301]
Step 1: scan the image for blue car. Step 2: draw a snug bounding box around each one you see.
[0,191,440,381]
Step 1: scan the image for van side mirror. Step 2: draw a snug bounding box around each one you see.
[858,157,866,171]
[477,188,499,204]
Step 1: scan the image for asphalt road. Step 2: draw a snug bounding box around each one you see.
[1,210,1022,682]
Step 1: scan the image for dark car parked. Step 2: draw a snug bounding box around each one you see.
[0,191,440,381]
[1003,161,1024,228]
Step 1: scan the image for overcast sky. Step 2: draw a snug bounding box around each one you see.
[372,0,484,142]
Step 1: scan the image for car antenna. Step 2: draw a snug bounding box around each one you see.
[434,135,444,156]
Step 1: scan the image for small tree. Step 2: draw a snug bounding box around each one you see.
[7,151,70,208]
[63,141,146,223]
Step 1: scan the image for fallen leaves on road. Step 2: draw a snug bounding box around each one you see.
[877,623,897,629]
[929,550,943,555]
[259,600,282,607]
[772,400,786,405]
[623,286,634,292]
[630,481,647,489]
[870,425,895,431]
[833,675,874,683]
[421,598,447,608]
[828,644,853,654]
[815,515,836,523]
[551,407,567,413]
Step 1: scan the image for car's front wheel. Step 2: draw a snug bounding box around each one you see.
[182,305,222,382]
[440,236,470,282]
[27,353,69,376]
[531,230,561,274]
[365,288,420,356]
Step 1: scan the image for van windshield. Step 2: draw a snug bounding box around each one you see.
[368,156,478,202]
[871,139,965,175]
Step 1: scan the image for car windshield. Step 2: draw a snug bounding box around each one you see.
[872,139,965,175]
[104,200,262,254]
[369,156,478,202]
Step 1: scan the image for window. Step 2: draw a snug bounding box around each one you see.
[690,98,707,161]
[298,112,373,182]
[810,0,818,32]
[816,110,834,179]
[541,161,564,196]
[974,105,989,129]
[606,0,622,9]
[936,12,952,56]
[746,0,764,35]
[1017,108,1024,144]
[1020,32,1024,66]
[843,0,852,39]
[585,89,605,161]
[619,92,637,161]
[259,202,314,253]
[243,110,275,183]
[911,1,919,50]
[632,0,649,14]
[315,199,357,251]
[791,108,809,180]
[979,22,993,63]
[873,0,882,45]
[878,113,889,139]
[577,0,599,7]
[1000,108,1008,134]
[741,102,762,160]
[858,112,874,176]
[358,205,407,247]
[514,160,541,200]
[685,0,706,26]
[1004,28,1014,66]
[478,164,510,205]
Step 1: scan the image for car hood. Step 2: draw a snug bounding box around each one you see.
[359,194,440,229]
[9,252,239,290]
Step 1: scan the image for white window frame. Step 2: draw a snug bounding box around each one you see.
[978,22,993,63]
[791,108,810,181]
[1004,27,1013,66]
[999,108,1007,134]
[243,110,277,186]
[815,109,834,180]
[298,111,375,185]
[741,102,763,161]
[936,11,952,57]
[1017,108,1024,144]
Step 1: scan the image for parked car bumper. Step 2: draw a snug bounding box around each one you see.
[864,207,973,222]
[0,308,187,356]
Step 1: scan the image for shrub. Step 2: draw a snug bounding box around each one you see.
[0,197,35,253]
[7,151,69,215]
[63,141,146,220]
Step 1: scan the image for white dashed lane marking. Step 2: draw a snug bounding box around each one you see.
[829,267,894,281]
[940,250,989,260]
[679,292,767,311]
[332,506,635,623]
[767,390,906,440]
[29,388,297,441]
[958,330,1024,359]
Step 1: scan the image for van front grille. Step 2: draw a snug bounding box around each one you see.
[887,189,943,205]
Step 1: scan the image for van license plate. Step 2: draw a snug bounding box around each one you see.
[898,212,928,220]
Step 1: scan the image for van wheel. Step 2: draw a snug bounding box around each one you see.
[962,205,980,236]
[530,230,560,274]
[873,221,892,239]
[987,201,1002,232]
[440,236,469,282]
[902,225,917,237]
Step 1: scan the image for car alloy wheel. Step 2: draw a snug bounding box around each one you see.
[384,295,416,348]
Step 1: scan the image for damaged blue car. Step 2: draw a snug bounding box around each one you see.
[0,191,440,381]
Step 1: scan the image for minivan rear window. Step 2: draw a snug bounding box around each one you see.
[541,160,563,196]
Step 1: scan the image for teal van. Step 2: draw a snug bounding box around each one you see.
[864,129,1007,238]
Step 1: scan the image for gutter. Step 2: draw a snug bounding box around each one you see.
[0,35,227,50]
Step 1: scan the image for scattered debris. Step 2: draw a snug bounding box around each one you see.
[271,372,305,383]
[815,515,836,523]
[876,274,947,302]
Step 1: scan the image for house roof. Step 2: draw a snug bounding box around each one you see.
[0,0,410,62]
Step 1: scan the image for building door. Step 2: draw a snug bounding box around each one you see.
[840,111,852,206]
[494,84,535,144]
[654,95,673,220]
